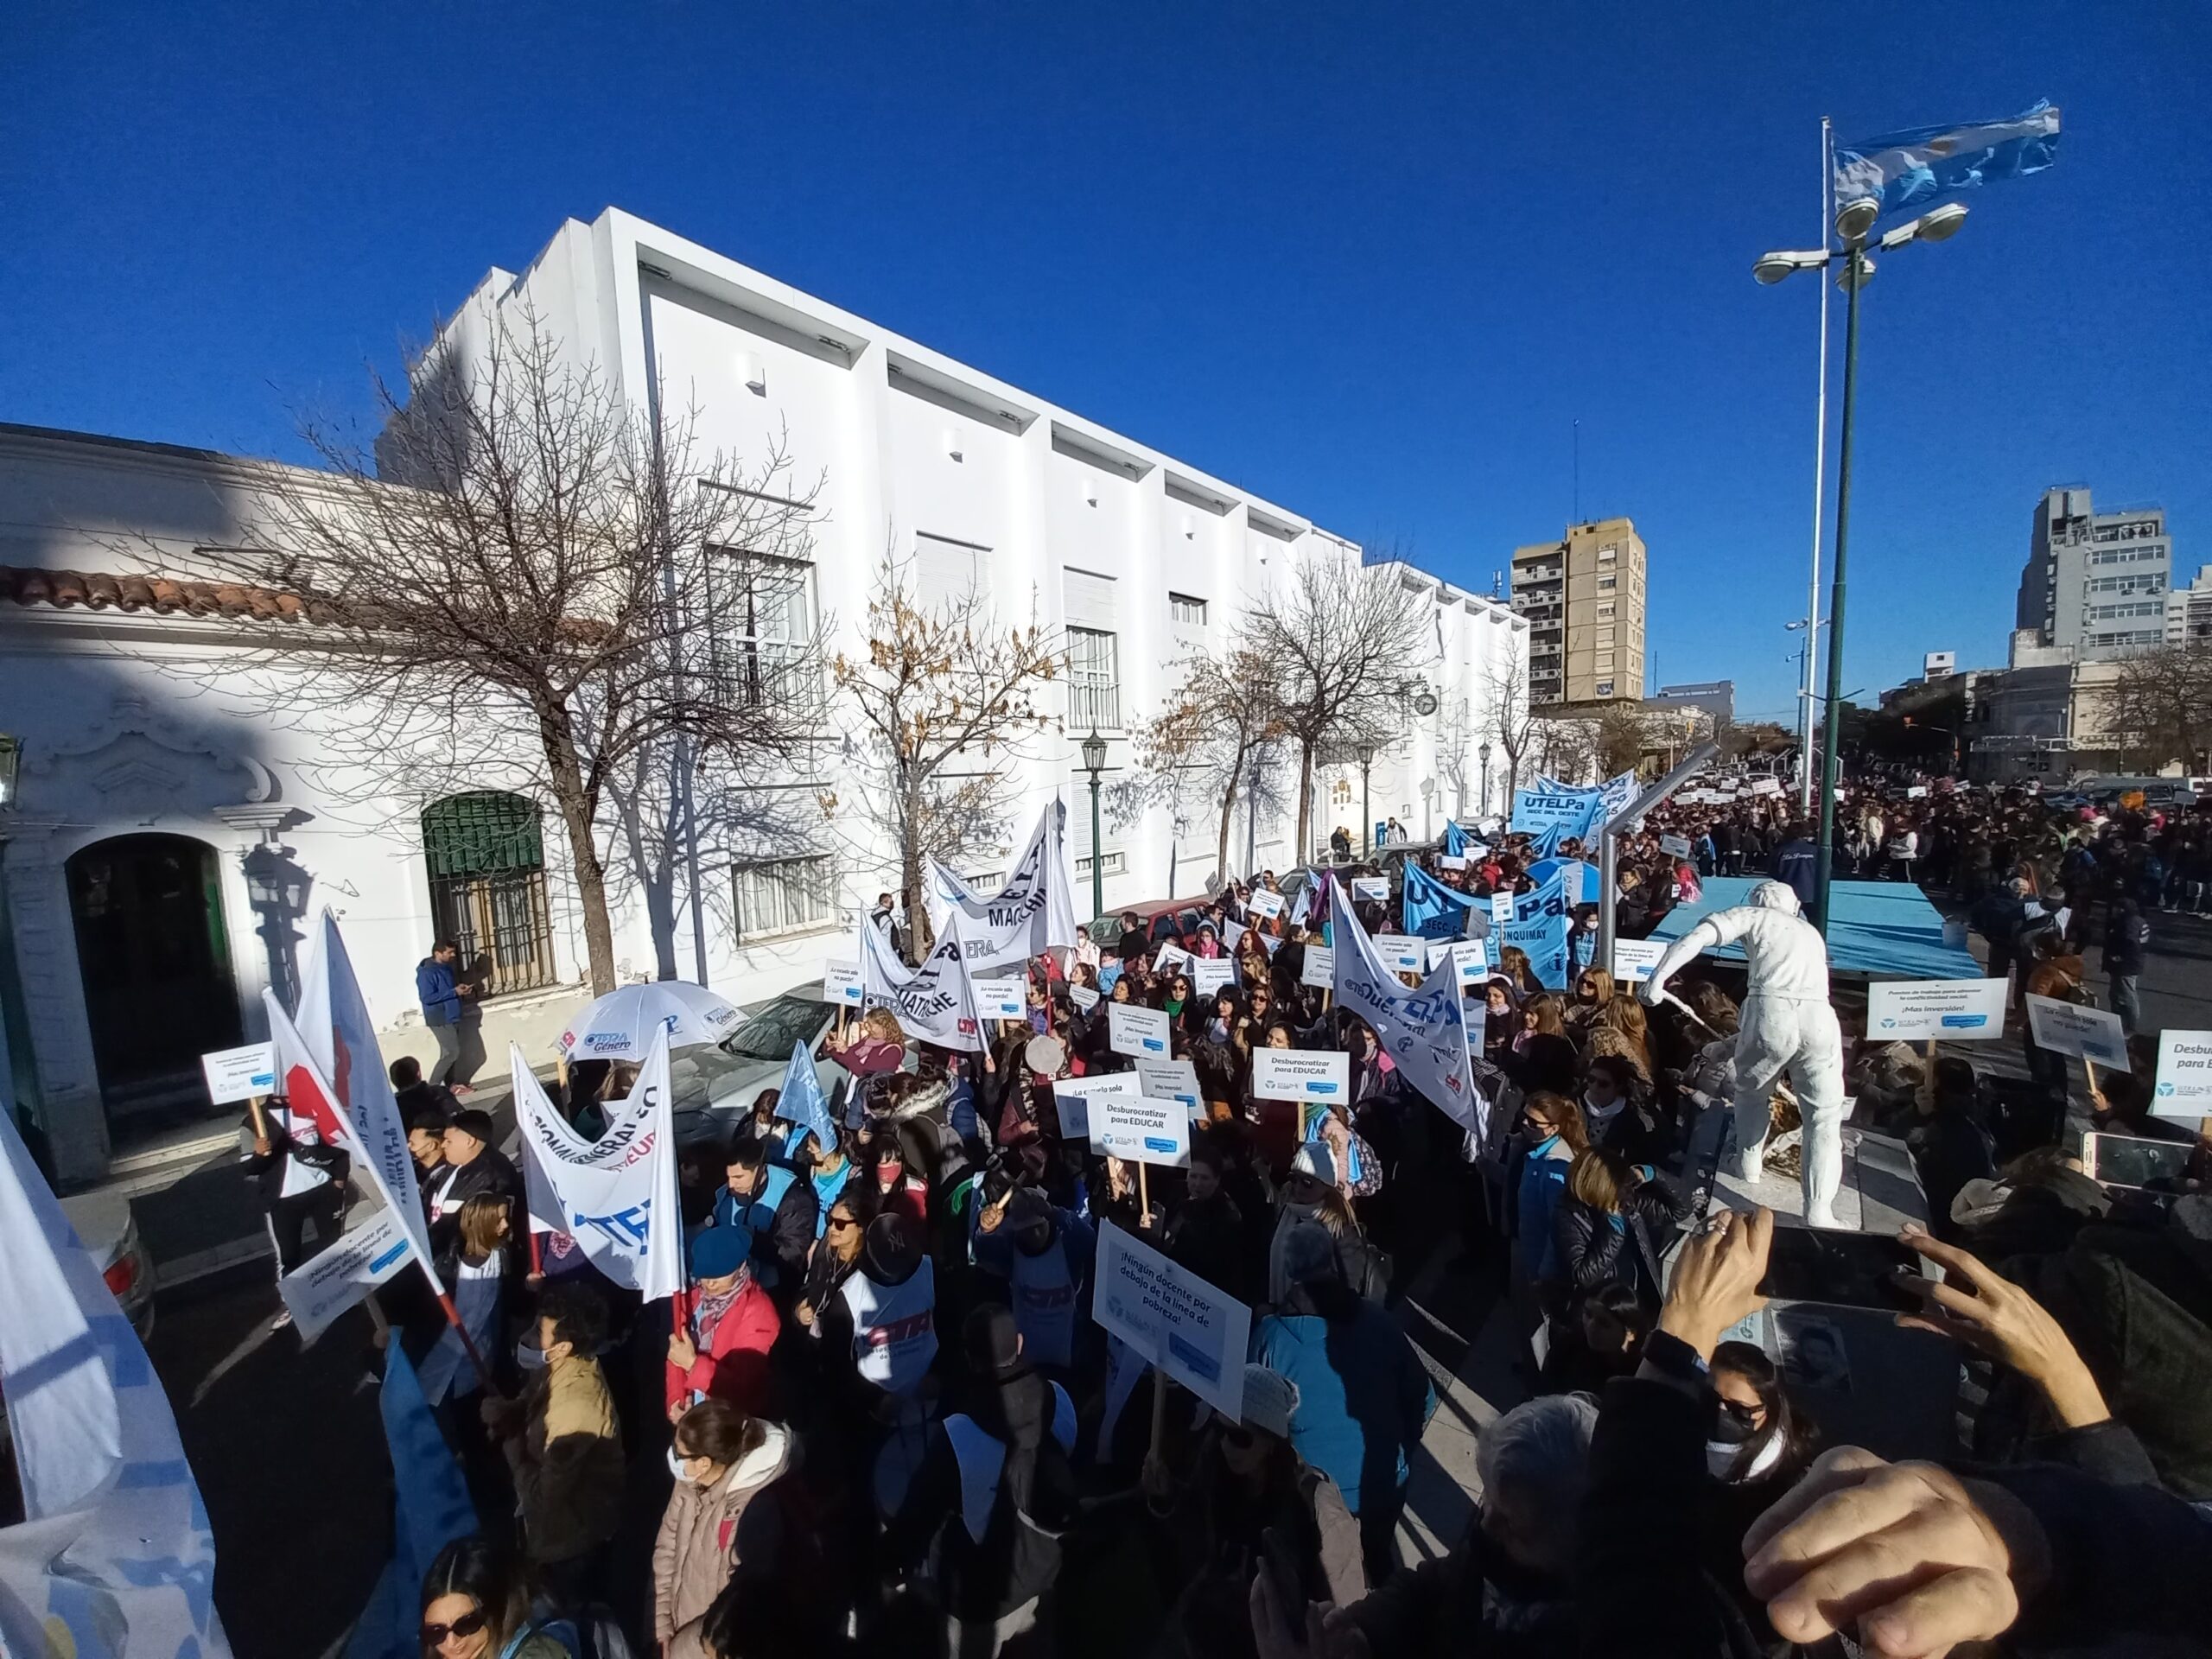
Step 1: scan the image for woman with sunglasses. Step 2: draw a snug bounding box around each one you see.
[417,1536,569,1658]
[795,1184,878,1334]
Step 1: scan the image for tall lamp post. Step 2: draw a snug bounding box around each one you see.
[1756,194,1968,933]
[1081,728,1108,922]
[1356,741,1378,855]
[1478,741,1492,823]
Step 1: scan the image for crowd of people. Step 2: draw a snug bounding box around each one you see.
[236,776,2212,1658]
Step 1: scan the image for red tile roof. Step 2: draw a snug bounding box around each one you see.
[0,565,333,623]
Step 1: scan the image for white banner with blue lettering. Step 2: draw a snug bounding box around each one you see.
[0,1098,232,1658]
[920,802,1081,976]
[860,909,987,1052]
[1329,880,1483,1133]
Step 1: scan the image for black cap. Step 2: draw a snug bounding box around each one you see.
[448,1108,495,1144]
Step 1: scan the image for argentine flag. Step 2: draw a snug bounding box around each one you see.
[1834,100,2060,221]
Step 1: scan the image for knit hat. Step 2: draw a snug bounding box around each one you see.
[689,1224,751,1279]
[1239,1365,1301,1439]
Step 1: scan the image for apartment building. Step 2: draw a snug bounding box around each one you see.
[1510,517,1648,705]
[2015,486,2174,661]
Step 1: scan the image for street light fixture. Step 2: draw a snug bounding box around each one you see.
[1753,199,1969,932]
[1478,741,1492,821]
[1355,741,1378,855]
[1080,728,1109,922]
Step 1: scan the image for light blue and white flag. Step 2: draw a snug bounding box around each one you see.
[1330,880,1483,1135]
[772,1039,837,1157]
[1402,861,1483,943]
[342,1346,476,1659]
[0,1101,232,1658]
[1834,101,2061,220]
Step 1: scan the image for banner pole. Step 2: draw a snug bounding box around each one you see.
[1148,1361,1168,1460]
[528,1226,544,1276]
[1136,1160,1151,1229]
[246,1092,270,1144]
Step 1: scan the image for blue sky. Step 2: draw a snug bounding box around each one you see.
[6,3,2207,721]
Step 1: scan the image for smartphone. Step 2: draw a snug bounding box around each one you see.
[2082,1132,2192,1192]
[1758,1223,1928,1313]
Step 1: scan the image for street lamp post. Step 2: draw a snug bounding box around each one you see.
[1756,194,1967,933]
[1356,742,1377,855]
[1081,728,1109,922]
[1478,741,1492,823]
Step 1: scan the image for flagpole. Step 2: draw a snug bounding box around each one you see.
[1797,116,1832,819]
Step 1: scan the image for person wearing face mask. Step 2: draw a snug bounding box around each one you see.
[1143,1363,1365,1645]
[710,1137,817,1309]
[1266,1144,1389,1306]
[479,1282,624,1614]
[652,1397,801,1659]
[971,1185,1095,1376]
[666,1225,780,1423]
[1510,1091,1587,1298]
[1580,1052,1667,1166]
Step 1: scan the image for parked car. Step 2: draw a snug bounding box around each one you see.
[668,988,853,1150]
[1086,895,1216,952]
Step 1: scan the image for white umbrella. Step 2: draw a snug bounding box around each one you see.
[556,981,743,1062]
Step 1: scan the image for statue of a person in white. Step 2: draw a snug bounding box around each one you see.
[1640,880,1847,1228]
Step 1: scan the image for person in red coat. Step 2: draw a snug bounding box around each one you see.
[665,1224,779,1423]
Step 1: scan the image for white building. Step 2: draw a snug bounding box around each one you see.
[0,207,1526,1184]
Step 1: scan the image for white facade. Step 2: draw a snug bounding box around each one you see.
[0,207,1525,1182]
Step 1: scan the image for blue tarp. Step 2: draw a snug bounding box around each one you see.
[1644,878,1981,982]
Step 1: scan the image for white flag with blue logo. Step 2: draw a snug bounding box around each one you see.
[1834,100,2060,220]
[0,1103,232,1657]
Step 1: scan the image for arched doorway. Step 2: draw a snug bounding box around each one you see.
[66,834,242,1129]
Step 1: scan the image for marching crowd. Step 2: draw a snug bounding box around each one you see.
[232,779,2212,1659]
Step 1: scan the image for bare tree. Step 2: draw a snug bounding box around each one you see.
[1118,646,1288,887]
[1532,716,1597,786]
[1435,695,1475,820]
[1481,635,1542,810]
[827,551,1065,953]
[1595,705,1651,777]
[150,313,827,995]
[2104,644,2212,773]
[1235,553,1433,859]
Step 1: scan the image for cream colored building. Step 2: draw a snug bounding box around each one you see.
[1510,517,1648,705]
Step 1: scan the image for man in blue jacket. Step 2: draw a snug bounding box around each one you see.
[415,939,476,1091]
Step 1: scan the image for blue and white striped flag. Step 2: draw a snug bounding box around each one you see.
[772,1039,837,1157]
[1834,100,2061,220]
[0,1101,232,1657]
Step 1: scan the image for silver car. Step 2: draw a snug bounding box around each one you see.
[669,989,853,1150]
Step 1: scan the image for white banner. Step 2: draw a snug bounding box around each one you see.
[1136,1057,1203,1121]
[2024,995,2129,1069]
[1866,978,2009,1042]
[925,803,1082,976]
[200,1041,276,1106]
[1251,1048,1351,1105]
[1350,876,1389,904]
[1088,1087,1192,1168]
[1300,944,1335,988]
[1191,959,1234,995]
[1050,1071,1143,1139]
[860,909,985,1051]
[1373,932,1426,975]
[1094,1220,1249,1421]
[2152,1029,2212,1118]
[514,1032,683,1300]
[1611,938,1667,984]
[1109,1002,1172,1058]
[1331,880,1482,1133]
[278,1206,412,1342]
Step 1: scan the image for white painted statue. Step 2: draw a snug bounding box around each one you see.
[1640,880,1847,1228]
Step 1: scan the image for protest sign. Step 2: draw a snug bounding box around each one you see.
[2152,1029,2212,1118]
[279,1206,413,1341]
[1070,983,1100,1012]
[1439,854,1467,871]
[1247,887,1285,921]
[861,912,985,1050]
[1223,918,1246,953]
[1447,938,1491,987]
[1251,1048,1351,1105]
[1049,1071,1142,1139]
[1088,1085,1192,1168]
[1611,938,1667,983]
[919,803,1080,976]
[1490,891,1516,925]
[1191,958,1234,995]
[2024,995,2129,1069]
[1109,1002,1172,1058]
[200,1041,276,1105]
[1866,978,2009,1042]
[1905,785,1928,799]
[1751,777,1783,797]
[1093,1220,1249,1420]
[1137,1056,1204,1121]
[823,960,863,1007]
[1153,941,1194,975]
[1351,876,1389,904]
[1373,932,1427,975]
[1331,880,1483,1134]
[972,974,1027,1021]
[1660,834,1693,859]
[1300,944,1335,988]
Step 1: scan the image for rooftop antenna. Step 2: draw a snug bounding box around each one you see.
[1573,418,1580,525]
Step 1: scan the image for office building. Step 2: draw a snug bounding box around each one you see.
[2014,486,2174,661]
[1510,516,1648,705]
[2165,564,2212,645]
